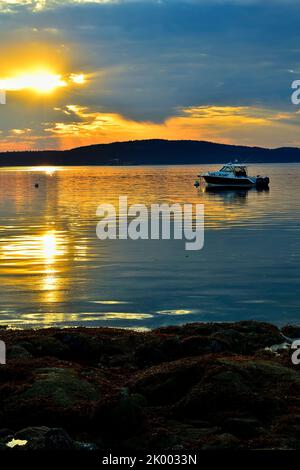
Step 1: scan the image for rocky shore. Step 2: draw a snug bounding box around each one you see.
[0,321,299,451]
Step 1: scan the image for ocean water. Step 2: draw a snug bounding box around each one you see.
[0,163,299,329]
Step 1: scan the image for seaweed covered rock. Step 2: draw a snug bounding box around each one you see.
[19,337,69,359]
[93,390,147,440]
[19,367,99,406]
[281,325,300,340]
[177,358,300,421]
[0,322,299,451]
[56,333,102,360]
[130,357,206,406]
[222,417,262,438]
[156,321,283,355]
[7,345,33,361]
[15,426,74,450]
[1,366,104,429]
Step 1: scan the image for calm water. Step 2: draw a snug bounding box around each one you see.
[0,164,299,329]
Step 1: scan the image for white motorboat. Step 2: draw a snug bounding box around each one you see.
[194,163,270,189]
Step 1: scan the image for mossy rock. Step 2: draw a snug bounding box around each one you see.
[178,359,300,420]
[7,345,33,361]
[21,337,69,358]
[20,367,99,408]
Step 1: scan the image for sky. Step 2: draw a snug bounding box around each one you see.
[0,0,300,150]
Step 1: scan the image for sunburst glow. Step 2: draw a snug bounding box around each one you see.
[0,71,67,93]
[0,70,86,94]
[70,73,86,84]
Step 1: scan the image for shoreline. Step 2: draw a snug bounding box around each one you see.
[0,321,299,451]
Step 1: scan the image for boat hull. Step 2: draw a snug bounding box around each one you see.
[201,175,255,188]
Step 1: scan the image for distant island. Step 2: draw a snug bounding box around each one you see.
[1,139,300,166]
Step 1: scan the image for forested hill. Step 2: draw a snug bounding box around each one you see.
[1,139,300,166]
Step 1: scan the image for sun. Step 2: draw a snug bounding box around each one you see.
[0,69,86,94]
[26,72,67,94]
[0,70,67,94]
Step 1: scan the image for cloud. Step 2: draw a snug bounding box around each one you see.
[0,0,297,11]
[0,0,299,149]
[10,128,32,134]
[40,103,300,149]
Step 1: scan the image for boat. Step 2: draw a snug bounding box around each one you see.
[194,163,269,189]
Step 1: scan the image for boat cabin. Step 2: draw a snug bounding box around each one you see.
[220,164,248,177]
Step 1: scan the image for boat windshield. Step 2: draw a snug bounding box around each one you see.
[220,166,234,173]
[220,165,247,176]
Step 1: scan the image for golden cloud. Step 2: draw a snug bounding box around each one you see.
[2,104,300,151]
[44,104,294,149]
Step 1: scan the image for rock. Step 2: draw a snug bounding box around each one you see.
[75,441,99,451]
[123,428,177,452]
[3,367,101,429]
[0,428,13,439]
[7,345,33,361]
[15,426,74,450]
[20,367,99,407]
[22,337,69,358]
[179,367,253,418]
[123,421,220,452]
[134,341,167,367]
[105,354,134,368]
[177,358,300,421]
[201,433,240,450]
[273,414,300,438]
[111,393,146,436]
[180,336,211,356]
[15,426,51,440]
[34,429,72,450]
[130,357,205,406]
[210,323,283,355]
[222,418,262,438]
[94,390,146,439]
[160,336,182,359]
[0,428,14,445]
[0,323,300,450]
[155,324,214,337]
[58,333,102,360]
[134,336,184,367]
[210,329,245,353]
[281,325,300,339]
[163,421,220,448]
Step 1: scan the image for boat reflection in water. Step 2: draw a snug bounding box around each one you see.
[196,182,271,228]
[200,184,270,199]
